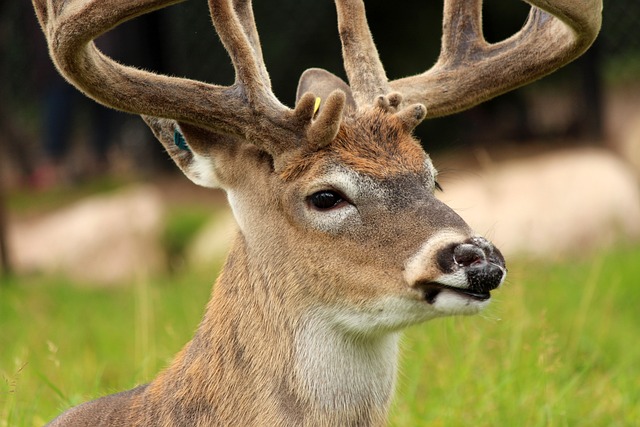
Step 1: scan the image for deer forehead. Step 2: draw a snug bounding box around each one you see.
[329,132,428,179]
[281,111,433,182]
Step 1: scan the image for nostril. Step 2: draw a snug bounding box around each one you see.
[453,243,486,267]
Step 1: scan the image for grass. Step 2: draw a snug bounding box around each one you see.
[1,246,639,426]
[0,271,215,426]
[392,248,640,426]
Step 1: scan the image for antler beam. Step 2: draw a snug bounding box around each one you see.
[334,0,390,106]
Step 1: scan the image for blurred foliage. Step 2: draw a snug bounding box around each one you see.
[162,205,213,272]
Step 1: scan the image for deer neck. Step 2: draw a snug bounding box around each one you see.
[294,310,401,425]
[149,232,399,425]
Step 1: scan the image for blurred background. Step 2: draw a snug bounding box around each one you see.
[1,1,639,425]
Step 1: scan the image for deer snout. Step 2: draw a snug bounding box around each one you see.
[406,234,506,309]
[433,237,506,295]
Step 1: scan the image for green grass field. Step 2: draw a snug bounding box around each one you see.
[1,246,639,426]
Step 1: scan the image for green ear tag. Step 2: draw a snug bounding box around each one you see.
[174,129,190,152]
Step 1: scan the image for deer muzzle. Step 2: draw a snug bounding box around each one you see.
[416,237,506,305]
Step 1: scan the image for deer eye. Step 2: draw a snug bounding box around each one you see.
[308,190,346,210]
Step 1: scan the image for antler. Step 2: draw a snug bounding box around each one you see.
[336,0,603,117]
[32,0,345,156]
[33,0,602,155]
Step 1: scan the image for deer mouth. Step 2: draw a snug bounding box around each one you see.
[419,282,491,304]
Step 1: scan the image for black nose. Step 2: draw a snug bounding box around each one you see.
[437,237,506,293]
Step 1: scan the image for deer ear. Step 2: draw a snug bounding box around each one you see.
[296,68,356,113]
[142,116,234,189]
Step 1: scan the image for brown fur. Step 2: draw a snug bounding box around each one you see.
[35,0,600,425]
[281,109,425,182]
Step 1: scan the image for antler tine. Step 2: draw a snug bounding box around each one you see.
[334,0,390,108]
[390,0,603,118]
[227,0,271,88]
[440,0,484,56]
[208,0,273,99]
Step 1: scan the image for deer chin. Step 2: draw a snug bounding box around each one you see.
[421,282,491,304]
[418,282,492,315]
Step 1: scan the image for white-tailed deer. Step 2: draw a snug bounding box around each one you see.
[33,0,601,425]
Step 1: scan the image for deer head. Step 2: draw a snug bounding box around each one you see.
[34,0,601,425]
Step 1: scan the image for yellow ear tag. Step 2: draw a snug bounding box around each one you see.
[313,97,321,116]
